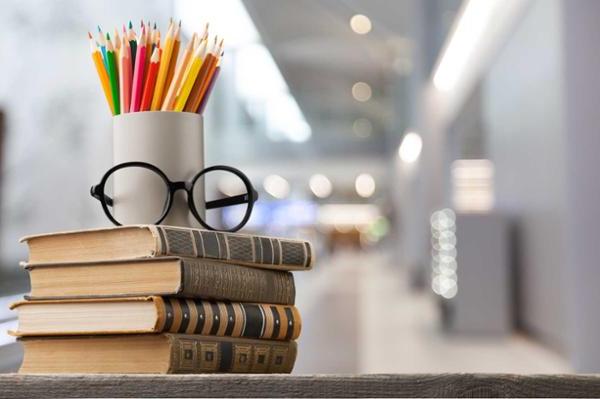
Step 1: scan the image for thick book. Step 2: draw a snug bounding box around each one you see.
[23,257,295,305]
[19,334,297,374]
[21,225,314,271]
[11,296,301,340]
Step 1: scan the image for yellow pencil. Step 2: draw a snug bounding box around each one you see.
[88,32,114,114]
[173,39,208,111]
[162,32,196,111]
[150,22,174,110]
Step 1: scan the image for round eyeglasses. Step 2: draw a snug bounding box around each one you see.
[91,161,258,232]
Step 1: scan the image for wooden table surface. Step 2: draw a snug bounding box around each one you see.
[1,373,600,398]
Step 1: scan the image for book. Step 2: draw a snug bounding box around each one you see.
[19,334,297,373]
[11,296,301,340]
[23,257,295,305]
[21,225,314,271]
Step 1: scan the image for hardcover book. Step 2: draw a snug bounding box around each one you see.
[21,225,314,271]
[19,334,297,374]
[23,257,295,305]
[11,296,301,340]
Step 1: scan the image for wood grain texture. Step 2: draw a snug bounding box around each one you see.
[1,374,600,398]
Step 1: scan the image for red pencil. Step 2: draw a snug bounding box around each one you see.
[140,47,161,111]
[130,26,147,112]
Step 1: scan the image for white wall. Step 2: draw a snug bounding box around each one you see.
[482,0,568,350]
[561,0,600,372]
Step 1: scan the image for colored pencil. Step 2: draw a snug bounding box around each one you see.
[88,32,114,115]
[162,32,196,111]
[173,38,208,111]
[105,33,120,115]
[198,65,220,114]
[119,32,132,114]
[128,21,137,70]
[140,47,161,111]
[150,22,175,110]
[97,26,108,69]
[130,26,147,112]
[185,38,222,112]
[164,21,181,94]
[89,19,222,115]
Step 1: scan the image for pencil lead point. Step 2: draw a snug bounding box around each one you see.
[106,32,111,40]
[87,31,93,39]
[129,20,133,29]
[97,25,102,33]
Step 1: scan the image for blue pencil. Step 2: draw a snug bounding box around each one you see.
[97,25,108,69]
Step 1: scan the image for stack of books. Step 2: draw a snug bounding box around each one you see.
[11,225,313,374]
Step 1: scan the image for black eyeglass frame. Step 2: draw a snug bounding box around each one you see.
[91,161,258,232]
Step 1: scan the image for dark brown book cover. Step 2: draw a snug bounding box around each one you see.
[158,297,301,340]
[167,334,297,373]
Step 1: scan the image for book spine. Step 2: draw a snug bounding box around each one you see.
[167,334,297,373]
[152,226,313,271]
[156,298,301,340]
[180,259,296,305]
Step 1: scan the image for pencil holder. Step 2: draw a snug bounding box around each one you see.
[112,111,204,227]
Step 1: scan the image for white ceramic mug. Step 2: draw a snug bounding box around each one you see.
[112,111,204,227]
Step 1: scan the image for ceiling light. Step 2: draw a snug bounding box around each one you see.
[355,173,376,198]
[398,131,423,163]
[263,175,290,199]
[309,174,333,198]
[350,14,372,35]
[432,0,499,91]
[352,82,372,102]
[352,118,372,138]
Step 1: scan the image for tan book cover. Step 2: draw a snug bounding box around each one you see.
[21,225,314,271]
[23,257,295,305]
[19,334,297,374]
[11,296,301,340]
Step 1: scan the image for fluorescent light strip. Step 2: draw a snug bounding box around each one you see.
[433,0,499,92]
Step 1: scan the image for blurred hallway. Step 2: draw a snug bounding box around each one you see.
[294,251,569,374]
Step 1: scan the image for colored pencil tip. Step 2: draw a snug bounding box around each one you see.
[140,20,144,27]
[123,25,126,33]
[106,32,111,40]
[179,20,182,27]
[153,22,157,29]
[97,25,102,32]
[129,21,133,29]
[87,31,93,39]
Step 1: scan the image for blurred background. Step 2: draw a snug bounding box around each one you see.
[0,0,599,373]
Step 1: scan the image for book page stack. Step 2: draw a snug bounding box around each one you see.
[11,225,313,374]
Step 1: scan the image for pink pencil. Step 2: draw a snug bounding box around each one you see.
[119,28,133,113]
[130,26,147,112]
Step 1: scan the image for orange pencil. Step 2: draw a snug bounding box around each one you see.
[119,31,132,114]
[140,47,161,111]
[184,38,222,112]
[162,32,196,111]
[151,22,174,110]
[164,21,181,100]
[88,32,114,114]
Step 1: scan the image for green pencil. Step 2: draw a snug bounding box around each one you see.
[105,33,120,115]
[128,21,137,71]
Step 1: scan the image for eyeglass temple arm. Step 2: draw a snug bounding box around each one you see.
[90,185,114,207]
[205,189,258,210]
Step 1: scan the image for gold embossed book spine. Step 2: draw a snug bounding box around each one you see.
[153,226,313,271]
[157,298,301,340]
[168,334,297,373]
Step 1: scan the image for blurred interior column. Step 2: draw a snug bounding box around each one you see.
[562,0,600,373]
